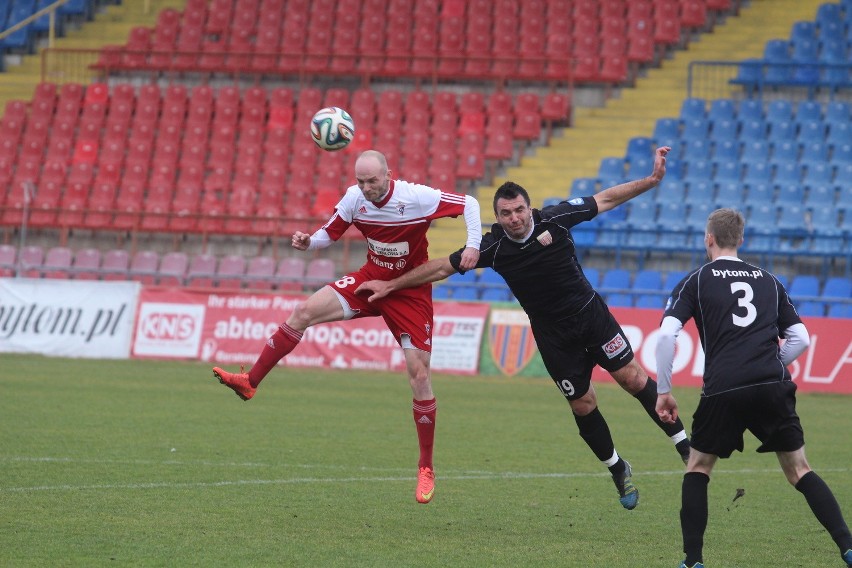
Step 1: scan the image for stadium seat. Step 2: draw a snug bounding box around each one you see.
[243,255,276,290]
[72,248,102,281]
[789,275,821,299]
[100,249,130,281]
[41,247,73,279]
[275,257,307,291]
[186,254,218,288]
[129,250,160,285]
[304,258,336,289]
[158,252,189,286]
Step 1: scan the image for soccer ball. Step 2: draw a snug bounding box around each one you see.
[310,106,355,151]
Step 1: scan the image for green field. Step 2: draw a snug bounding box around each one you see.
[2,354,850,567]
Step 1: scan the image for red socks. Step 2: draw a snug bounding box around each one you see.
[413,398,437,469]
[248,323,303,387]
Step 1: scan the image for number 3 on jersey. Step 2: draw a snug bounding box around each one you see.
[729,281,757,327]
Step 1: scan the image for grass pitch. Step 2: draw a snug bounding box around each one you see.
[1,354,850,567]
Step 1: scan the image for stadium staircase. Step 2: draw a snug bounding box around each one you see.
[0,0,183,111]
[426,0,828,260]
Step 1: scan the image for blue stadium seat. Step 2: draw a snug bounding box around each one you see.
[708,99,736,122]
[744,182,774,205]
[741,139,770,162]
[715,162,742,183]
[681,139,712,163]
[680,97,707,121]
[626,201,658,227]
[481,288,512,302]
[790,20,818,43]
[777,203,807,232]
[773,162,804,186]
[433,285,452,299]
[771,139,800,162]
[766,99,794,122]
[655,179,687,202]
[626,136,654,164]
[715,181,744,205]
[607,294,633,307]
[739,118,767,143]
[797,301,826,317]
[634,269,663,292]
[598,157,626,181]
[823,277,852,301]
[795,99,822,122]
[747,203,778,230]
[827,122,852,149]
[709,119,738,142]
[653,117,681,142]
[737,99,764,121]
[542,197,563,208]
[686,202,715,232]
[804,184,836,207]
[452,288,480,300]
[825,101,851,123]
[801,161,834,187]
[686,180,715,202]
[789,275,821,298]
[570,177,597,197]
[827,303,852,318]
[683,159,713,184]
[600,268,632,292]
[810,207,841,232]
[713,139,740,163]
[800,141,829,163]
[663,270,689,291]
[742,162,773,186]
[628,156,654,178]
[798,119,828,144]
[832,143,852,165]
[767,119,796,144]
[682,117,711,139]
[583,267,600,287]
[775,184,805,205]
[635,294,665,309]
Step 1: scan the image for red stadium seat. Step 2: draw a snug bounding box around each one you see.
[157,252,189,286]
[42,247,73,279]
[72,248,102,281]
[275,257,307,291]
[216,254,247,289]
[186,253,217,288]
[101,249,130,281]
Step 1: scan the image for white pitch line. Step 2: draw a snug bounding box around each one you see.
[2,467,849,493]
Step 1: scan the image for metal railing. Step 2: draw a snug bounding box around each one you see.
[688,60,852,102]
[0,0,70,49]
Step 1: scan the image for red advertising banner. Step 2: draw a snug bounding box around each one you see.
[132,289,489,375]
[602,307,852,394]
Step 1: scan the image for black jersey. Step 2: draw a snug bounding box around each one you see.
[663,257,802,396]
[449,196,598,320]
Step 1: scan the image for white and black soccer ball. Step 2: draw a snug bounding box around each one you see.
[310,106,355,151]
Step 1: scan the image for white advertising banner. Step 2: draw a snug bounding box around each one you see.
[0,278,140,358]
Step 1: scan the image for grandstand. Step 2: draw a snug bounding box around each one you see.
[0,0,850,316]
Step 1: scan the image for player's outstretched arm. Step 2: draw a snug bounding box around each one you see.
[356,257,457,302]
[594,146,670,214]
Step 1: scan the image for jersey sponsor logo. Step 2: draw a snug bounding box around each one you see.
[536,230,553,246]
[711,268,763,279]
[602,332,628,359]
[367,237,409,258]
[568,198,584,205]
[369,255,407,270]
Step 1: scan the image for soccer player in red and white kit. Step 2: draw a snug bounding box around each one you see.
[213,150,481,504]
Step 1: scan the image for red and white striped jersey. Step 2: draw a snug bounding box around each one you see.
[320,179,468,280]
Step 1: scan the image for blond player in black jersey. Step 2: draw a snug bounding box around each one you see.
[357,147,691,511]
[655,208,852,568]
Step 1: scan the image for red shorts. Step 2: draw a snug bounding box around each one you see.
[328,269,434,352]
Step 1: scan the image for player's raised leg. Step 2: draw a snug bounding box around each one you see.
[611,359,691,464]
[212,286,344,400]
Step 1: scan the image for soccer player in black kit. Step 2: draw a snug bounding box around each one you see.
[357,146,691,511]
[655,208,852,568]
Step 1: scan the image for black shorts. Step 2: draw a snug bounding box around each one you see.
[690,381,805,459]
[531,293,634,401]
